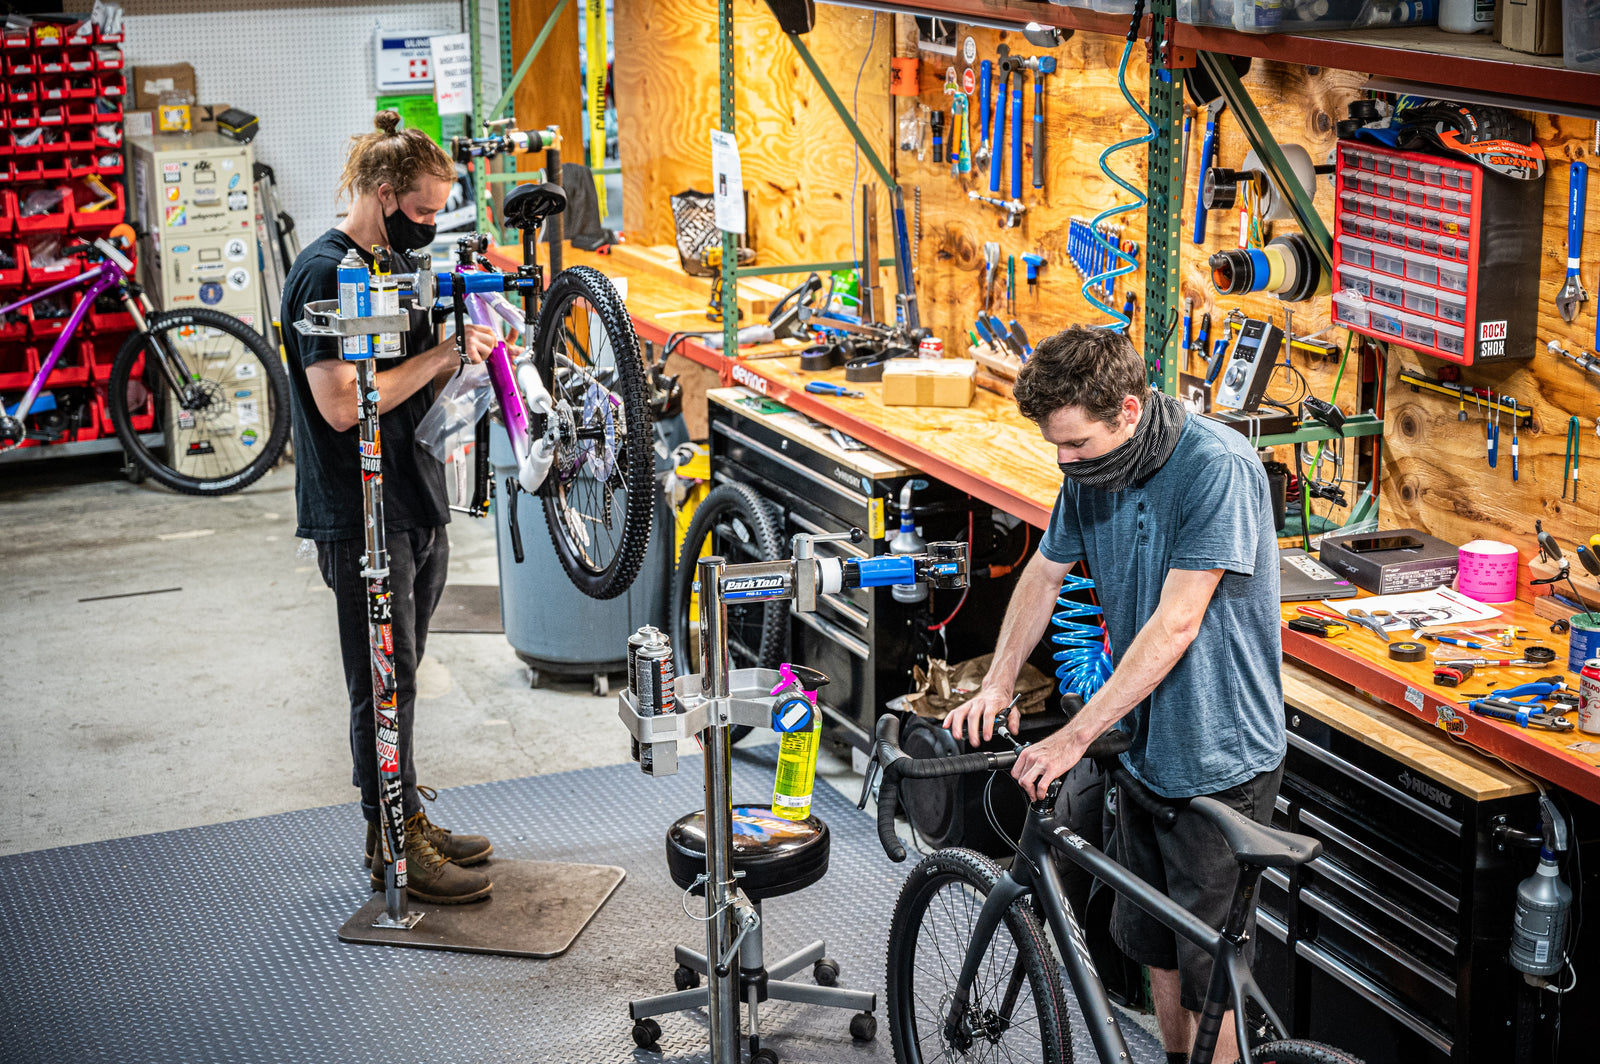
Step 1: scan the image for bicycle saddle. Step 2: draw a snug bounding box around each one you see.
[503,181,567,232]
[1189,797,1321,869]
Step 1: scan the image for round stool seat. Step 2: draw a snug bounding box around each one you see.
[666,805,830,901]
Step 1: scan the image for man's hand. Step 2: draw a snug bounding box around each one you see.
[944,687,1017,749]
[1011,720,1094,802]
[442,324,504,366]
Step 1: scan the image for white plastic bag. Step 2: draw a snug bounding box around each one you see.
[416,362,492,464]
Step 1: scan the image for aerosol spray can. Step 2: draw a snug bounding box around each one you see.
[1578,659,1600,734]
[890,481,927,604]
[627,625,663,762]
[370,267,401,358]
[336,249,371,359]
[635,634,676,776]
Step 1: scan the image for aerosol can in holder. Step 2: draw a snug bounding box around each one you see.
[890,481,928,604]
[1509,795,1573,982]
[770,663,822,821]
[336,249,371,359]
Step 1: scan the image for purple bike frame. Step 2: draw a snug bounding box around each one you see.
[6,259,124,423]
[455,264,533,463]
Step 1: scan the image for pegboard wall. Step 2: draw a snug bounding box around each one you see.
[119,0,467,240]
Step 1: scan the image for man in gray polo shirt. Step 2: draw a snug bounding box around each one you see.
[944,325,1285,1064]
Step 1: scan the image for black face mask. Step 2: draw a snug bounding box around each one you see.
[382,201,436,259]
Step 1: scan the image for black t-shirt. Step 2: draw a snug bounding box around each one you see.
[281,228,448,541]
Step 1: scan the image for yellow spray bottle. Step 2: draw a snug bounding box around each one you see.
[770,663,822,821]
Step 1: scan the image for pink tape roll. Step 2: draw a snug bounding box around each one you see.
[1458,540,1518,603]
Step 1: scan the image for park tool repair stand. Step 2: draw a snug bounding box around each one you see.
[295,251,623,959]
[619,530,969,1064]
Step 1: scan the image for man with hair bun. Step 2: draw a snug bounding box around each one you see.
[943,325,1285,1064]
[281,111,502,904]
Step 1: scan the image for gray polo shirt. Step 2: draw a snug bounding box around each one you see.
[1039,414,1285,798]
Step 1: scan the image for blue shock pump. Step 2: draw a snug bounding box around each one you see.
[1051,570,1113,699]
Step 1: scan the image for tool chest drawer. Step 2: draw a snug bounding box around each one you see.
[1257,701,1541,1063]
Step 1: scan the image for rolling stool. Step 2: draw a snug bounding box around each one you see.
[628,805,877,1062]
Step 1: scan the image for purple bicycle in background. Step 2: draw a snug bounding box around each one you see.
[0,228,288,493]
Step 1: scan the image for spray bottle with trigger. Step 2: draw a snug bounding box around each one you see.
[770,663,828,821]
[1509,795,1573,983]
[890,481,928,604]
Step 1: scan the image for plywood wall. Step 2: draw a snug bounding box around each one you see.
[612,2,1599,567]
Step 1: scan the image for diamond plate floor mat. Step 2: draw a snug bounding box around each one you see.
[0,746,1165,1064]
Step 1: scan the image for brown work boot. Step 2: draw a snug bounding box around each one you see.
[364,786,492,867]
[369,812,493,904]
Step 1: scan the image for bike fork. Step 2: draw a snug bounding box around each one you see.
[124,291,196,398]
[1032,852,1136,1064]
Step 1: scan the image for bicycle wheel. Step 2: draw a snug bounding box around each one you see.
[533,264,652,600]
[671,481,787,744]
[1252,1041,1366,1064]
[108,308,289,495]
[887,847,1071,1064]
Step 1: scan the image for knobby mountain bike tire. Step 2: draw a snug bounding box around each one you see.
[670,481,788,745]
[532,264,652,600]
[886,847,1071,1064]
[107,308,290,495]
[1251,1041,1367,1064]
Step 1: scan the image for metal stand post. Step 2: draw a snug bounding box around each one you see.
[696,554,740,1060]
[356,355,424,931]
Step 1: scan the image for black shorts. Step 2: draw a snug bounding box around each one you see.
[1110,760,1285,1012]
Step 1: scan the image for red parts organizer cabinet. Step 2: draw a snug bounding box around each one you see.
[1331,140,1544,365]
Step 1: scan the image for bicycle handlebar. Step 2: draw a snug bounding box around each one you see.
[872,712,1177,863]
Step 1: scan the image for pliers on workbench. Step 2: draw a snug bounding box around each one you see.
[1462,687,1576,731]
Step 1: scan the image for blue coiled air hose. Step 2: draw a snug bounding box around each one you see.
[1050,570,1113,699]
[1082,1,1157,333]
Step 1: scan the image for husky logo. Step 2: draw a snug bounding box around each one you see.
[1396,769,1453,810]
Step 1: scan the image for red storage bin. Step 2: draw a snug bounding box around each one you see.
[62,124,90,149]
[86,290,133,334]
[37,103,64,126]
[64,48,94,75]
[0,190,12,234]
[10,158,39,183]
[65,73,94,99]
[87,97,118,123]
[0,164,14,186]
[69,181,117,230]
[0,131,11,159]
[96,71,123,98]
[0,341,35,388]
[92,47,122,71]
[28,289,78,340]
[42,337,90,386]
[8,103,34,128]
[32,23,64,50]
[10,127,40,155]
[0,298,29,339]
[8,78,34,103]
[21,240,82,283]
[0,241,22,286]
[66,153,94,178]
[37,75,66,102]
[34,53,63,77]
[90,122,119,150]
[2,26,30,50]
[94,151,120,178]
[16,188,69,231]
[96,25,124,45]
[4,52,34,77]
[96,376,153,433]
[38,156,66,182]
[66,20,95,47]
[62,100,92,125]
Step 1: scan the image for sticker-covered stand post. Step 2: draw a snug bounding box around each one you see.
[619,530,970,1063]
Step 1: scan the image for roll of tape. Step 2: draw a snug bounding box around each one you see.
[1389,641,1425,663]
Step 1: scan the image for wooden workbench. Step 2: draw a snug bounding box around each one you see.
[492,241,1600,804]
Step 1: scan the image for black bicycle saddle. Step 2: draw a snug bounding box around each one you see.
[1190,797,1322,869]
[503,181,568,232]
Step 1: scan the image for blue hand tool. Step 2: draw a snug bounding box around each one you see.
[805,380,863,398]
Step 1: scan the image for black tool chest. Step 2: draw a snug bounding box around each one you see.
[707,388,973,750]
[1253,687,1542,1063]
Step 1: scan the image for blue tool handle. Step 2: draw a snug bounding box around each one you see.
[987,314,1008,339]
[989,78,1006,194]
[974,317,995,344]
[1181,310,1192,352]
[855,555,916,587]
[1488,422,1498,468]
[460,271,508,294]
[1010,74,1023,200]
[1032,77,1045,189]
[1568,162,1587,274]
[1193,120,1217,244]
[1205,339,1227,386]
[1008,319,1031,354]
[979,61,991,142]
[1495,682,1561,699]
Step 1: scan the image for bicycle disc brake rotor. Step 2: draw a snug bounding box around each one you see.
[579,383,617,483]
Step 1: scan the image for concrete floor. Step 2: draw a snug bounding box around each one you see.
[0,453,650,857]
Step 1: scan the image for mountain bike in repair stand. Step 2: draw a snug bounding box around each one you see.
[0,229,289,492]
[867,714,1367,1064]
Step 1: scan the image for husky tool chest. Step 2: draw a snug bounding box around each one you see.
[1255,669,1550,1063]
[706,388,999,750]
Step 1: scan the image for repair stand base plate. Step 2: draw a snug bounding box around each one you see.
[337,859,625,958]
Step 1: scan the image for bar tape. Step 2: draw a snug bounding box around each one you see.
[1389,641,1425,663]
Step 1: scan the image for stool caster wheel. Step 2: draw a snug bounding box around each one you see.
[813,958,840,986]
[850,1012,877,1042]
[631,1018,662,1049]
[752,1049,779,1064]
[673,964,700,990]
[528,668,542,689]
[593,673,609,698]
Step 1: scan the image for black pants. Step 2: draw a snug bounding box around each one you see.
[317,528,450,827]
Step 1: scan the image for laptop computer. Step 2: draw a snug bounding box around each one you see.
[1279,547,1358,602]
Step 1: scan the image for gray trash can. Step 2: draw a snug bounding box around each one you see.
[490,417,683,696]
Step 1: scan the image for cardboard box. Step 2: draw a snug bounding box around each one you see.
[125,103,227,138]
[1500,0,1563,55]
[132,62,196,110]
[1318,528,1461,594]
[882,358,977,408]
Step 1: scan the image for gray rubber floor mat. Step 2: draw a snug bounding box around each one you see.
[0,745,1165,1064]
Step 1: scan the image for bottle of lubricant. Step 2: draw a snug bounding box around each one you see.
[771,664,821,821]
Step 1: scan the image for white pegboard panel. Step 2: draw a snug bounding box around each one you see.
[121,0,463,241]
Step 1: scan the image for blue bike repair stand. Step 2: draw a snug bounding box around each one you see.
[295,264,625,959]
